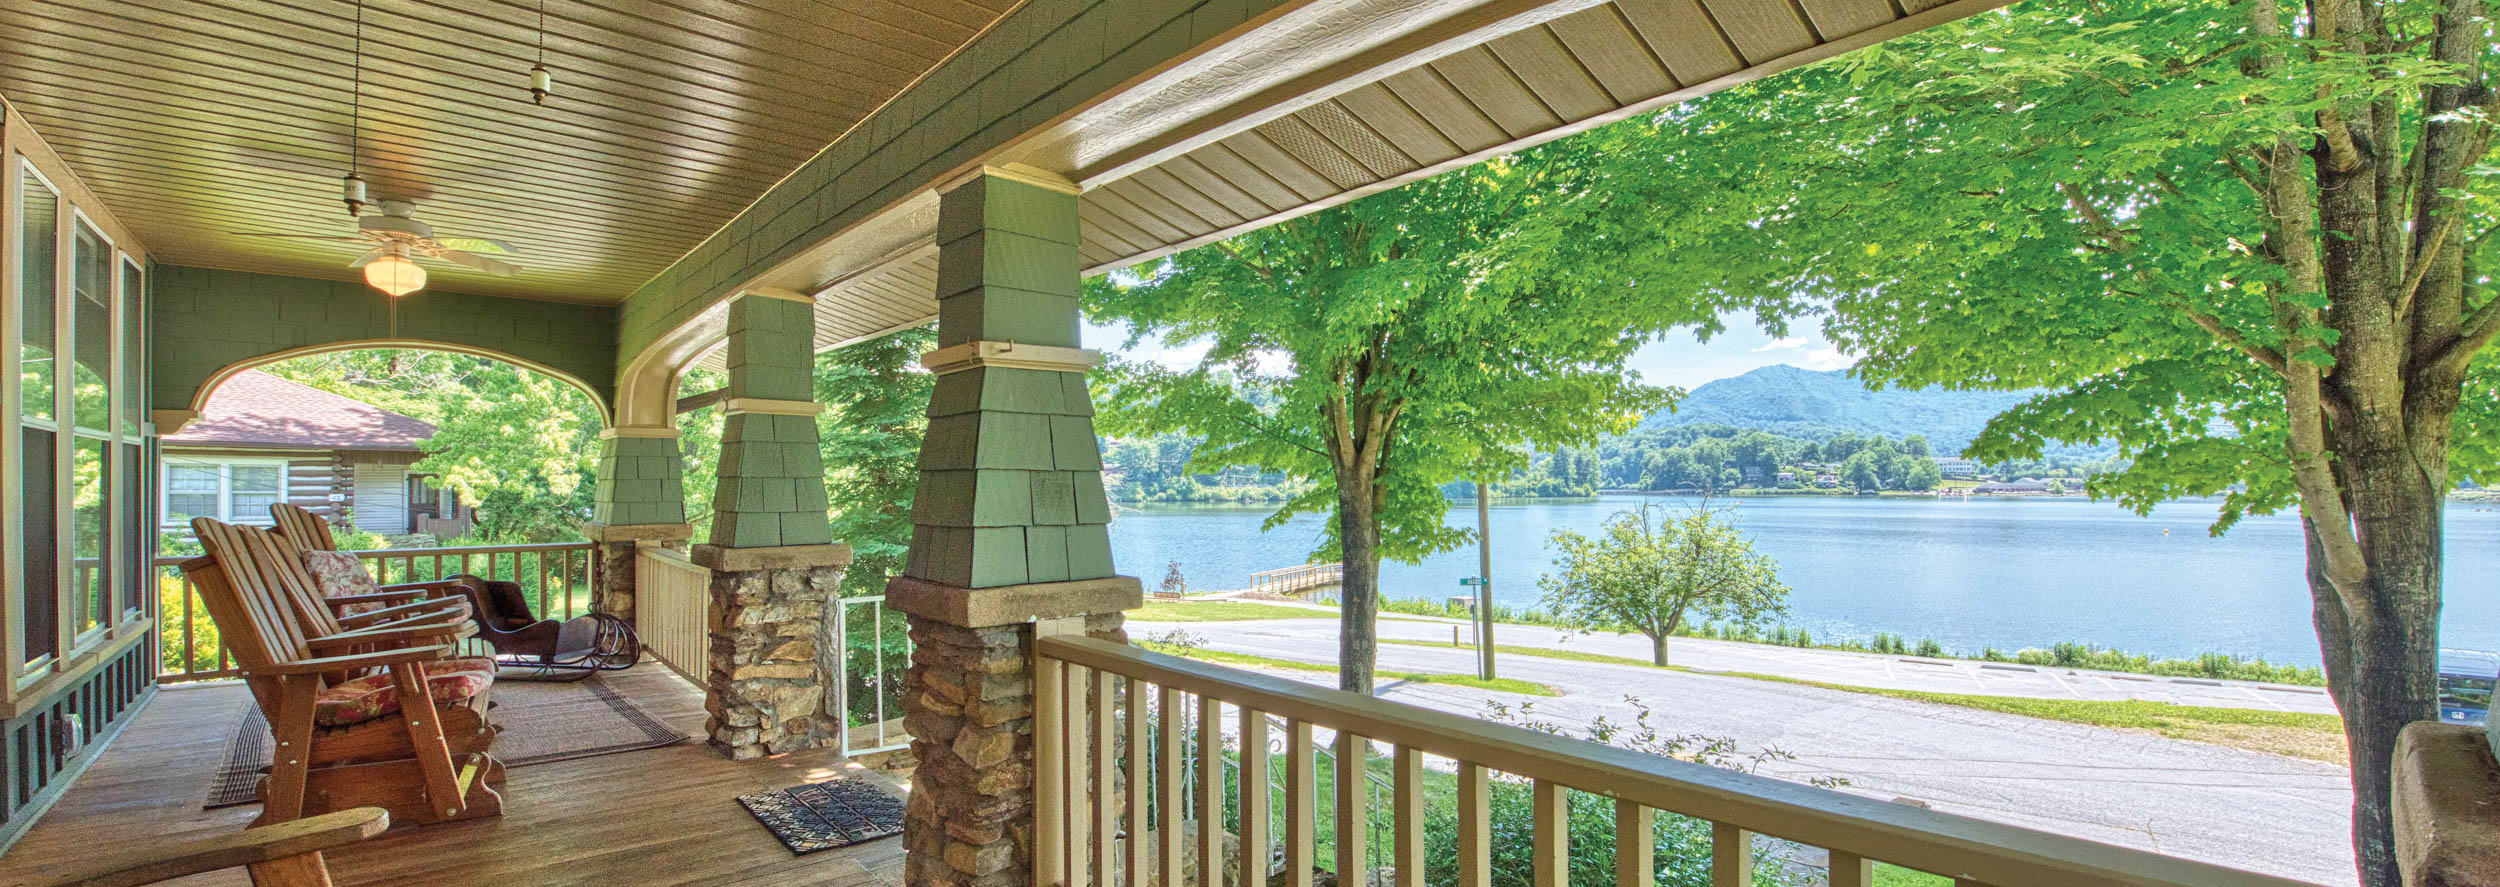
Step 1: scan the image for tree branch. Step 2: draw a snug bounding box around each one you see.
[2172,303,2292,377]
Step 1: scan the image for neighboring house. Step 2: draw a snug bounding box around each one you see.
[1975,479,2051,494]
[1935,457,1982,478]
[160,370,474,537]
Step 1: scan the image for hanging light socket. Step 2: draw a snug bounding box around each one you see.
[529,64,553,105]
[341,173,368,216]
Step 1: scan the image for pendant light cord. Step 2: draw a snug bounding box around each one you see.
[349,0,365,167]
[536,0,547,65]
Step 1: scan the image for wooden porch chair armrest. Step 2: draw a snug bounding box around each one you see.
[322,589,424,605]
[379,579,471,594]
[242,645,456,677]
[0,807,389,887]
[307,621,476,650]
[333,598,468,628]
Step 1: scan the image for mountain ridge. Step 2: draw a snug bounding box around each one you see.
[1639,365,2043,456]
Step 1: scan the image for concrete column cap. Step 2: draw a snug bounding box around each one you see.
[886,574,1141,628]
[940,163,1081,196]
[692,542,854,572]
[583,522,694,543]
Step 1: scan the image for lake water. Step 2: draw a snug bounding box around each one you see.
[1106,494,2500,665]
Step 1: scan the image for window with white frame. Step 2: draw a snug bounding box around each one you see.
[160,458,287,526]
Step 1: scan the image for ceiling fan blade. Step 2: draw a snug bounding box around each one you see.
[435,250,523,277]
[347,248,387,270]
[434,236,517,256]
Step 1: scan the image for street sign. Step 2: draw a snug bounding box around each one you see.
[1459,577,1489,586]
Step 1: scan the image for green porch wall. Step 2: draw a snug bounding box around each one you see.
[593,435,687,526]
[707,295,834,549]
[614,0,1295,363]
[150,265,617,418]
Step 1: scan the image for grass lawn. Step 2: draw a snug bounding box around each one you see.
[1383,638,2346,762]
[1142,641,1560,696]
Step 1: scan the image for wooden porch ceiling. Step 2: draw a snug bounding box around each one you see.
[796,0,2001,356]
[0,0,1014,305]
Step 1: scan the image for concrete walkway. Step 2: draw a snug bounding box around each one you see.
[1130,614,2356,886]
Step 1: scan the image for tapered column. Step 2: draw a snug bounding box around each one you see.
[894,168,1139,887]
[694,290,852,759]
[585,426,692,621]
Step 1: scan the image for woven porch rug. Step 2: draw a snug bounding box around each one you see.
[737,777,907,855]
[206,674,686,809]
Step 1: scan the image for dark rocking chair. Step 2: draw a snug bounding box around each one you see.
[269,503,640,680]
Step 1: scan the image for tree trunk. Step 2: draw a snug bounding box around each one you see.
[1650,632,1670,667]
[1336,472,1382,694]
[2310,439,2447,887]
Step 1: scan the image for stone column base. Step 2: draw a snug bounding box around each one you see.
[890,575,1140,887]
[582,522,693,622]
[695,543,852,760]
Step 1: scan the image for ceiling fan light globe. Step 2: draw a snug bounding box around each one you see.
[364,254,426,296]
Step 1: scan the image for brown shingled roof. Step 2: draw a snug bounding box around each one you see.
[165,370,435,450]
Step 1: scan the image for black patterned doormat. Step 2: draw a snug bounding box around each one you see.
[736,777,907,855]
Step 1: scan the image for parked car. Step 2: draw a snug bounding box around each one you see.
[2437,648,2498,727]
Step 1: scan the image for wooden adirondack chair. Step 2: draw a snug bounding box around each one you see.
[0,807,389,887]
[267,504,474,626]
[185,517,505,828]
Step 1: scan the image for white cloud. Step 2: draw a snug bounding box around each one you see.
[1750,337,1811,353]
[1800,347,1855,371]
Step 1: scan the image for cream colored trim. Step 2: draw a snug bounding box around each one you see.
[921,340,1102,375]
[151,409,202,436]
[599,425,680,440]
[189,339,614,427]
[740,286,816,304]
[939,163,1082,196]
[721,397,825,417]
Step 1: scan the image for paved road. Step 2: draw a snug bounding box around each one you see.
[1131,616,2357,886]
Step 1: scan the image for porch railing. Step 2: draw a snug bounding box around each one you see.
[634,546,710,679]
[1034,634,2315,887]
[157,541,599,684]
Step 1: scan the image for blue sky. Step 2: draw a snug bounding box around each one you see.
[1082,310,1855,391]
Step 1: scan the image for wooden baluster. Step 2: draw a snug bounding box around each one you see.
[1237,707,1271,887]
[1284,720,1316,887]
[1093,669,1117,884]
[1335,731,1368,882]
[1126,679,1151,887]
[1532,780,1567,887]
[1035,647,1068,887]
[1197,695,1223,887]
[1826,851,1872,887]
[1159,685,1187,887]
[1393,747,1426,887]
[1069,665,1097,887]
[1614,800,1653,887]
[1710,824,1752,887]
[1457,763,1490,887]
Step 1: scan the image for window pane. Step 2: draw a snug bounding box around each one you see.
[71,222,111,431]
[232,464,283,518]
[21,427,56,664]
[167,463,219,492]
[120,262,141,428]
[17,166,55,422]
[72,437,108,635]
[120,441,143,614]
[166,493,218,524]
[232,465,281,493]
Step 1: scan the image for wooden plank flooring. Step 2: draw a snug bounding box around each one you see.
[0,668,906,887]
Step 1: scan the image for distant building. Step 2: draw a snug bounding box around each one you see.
[1775,470,1799,486]
[1741,465,1766,484]
[1974,480,2049,494]
[162,370,474,538]
[1813,473,1840,487]
[1935,457,1981,478]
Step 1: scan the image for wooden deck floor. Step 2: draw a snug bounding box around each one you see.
[0,667,907,887]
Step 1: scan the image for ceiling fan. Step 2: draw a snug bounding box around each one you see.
[238,199,525,295]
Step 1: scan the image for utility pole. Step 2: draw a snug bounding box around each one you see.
[1476,481,1495,680]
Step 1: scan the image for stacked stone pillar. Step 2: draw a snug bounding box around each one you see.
[695,290,853,759]
[585,426,692,621]
[892,168,1140,887]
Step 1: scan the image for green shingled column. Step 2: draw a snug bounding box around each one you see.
[586,428,692,621]
[890,169,1139,887]
[705,293,836,551]
[693,290,851,760]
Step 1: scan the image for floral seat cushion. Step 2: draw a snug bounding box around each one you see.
[299,549,387,615]
[312,659,498,727]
